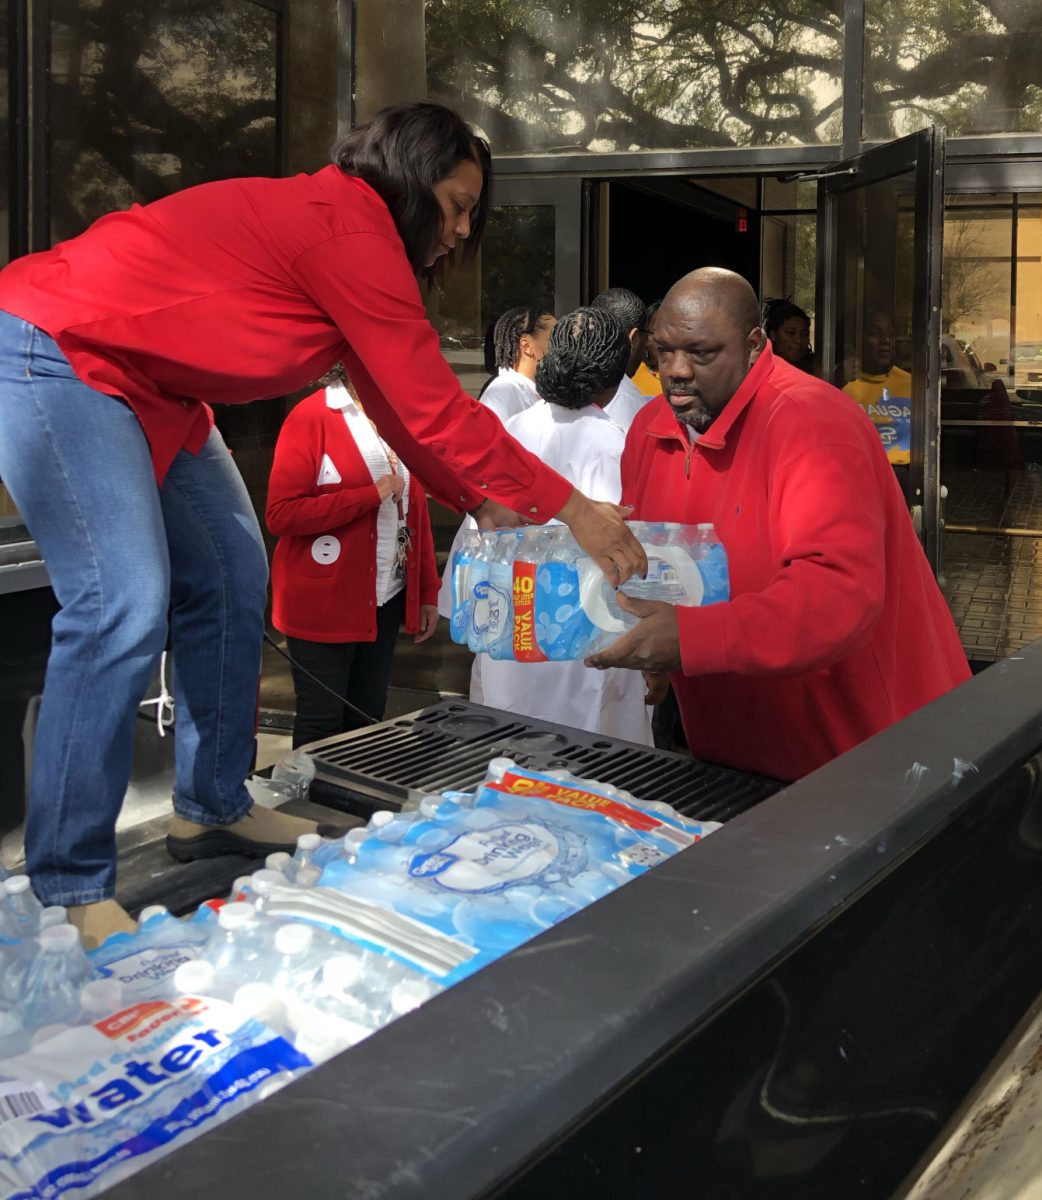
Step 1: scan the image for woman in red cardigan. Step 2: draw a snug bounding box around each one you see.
[267,373,440,747]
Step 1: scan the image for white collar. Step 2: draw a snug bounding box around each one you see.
[499,367,538,394]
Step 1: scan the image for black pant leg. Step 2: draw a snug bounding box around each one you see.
[285,636,357,749]
[344,590,406,727]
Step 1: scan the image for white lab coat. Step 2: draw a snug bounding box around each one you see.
[472,401,653,746]
[603,373,651,432]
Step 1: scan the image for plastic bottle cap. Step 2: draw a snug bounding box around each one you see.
[322,954,363,991]
[4,875,31,896]
[343,829,367,848]
[370,811,393,828]
[250,869,284,893]
[296,833,322,852]
[696,522,714,531]
[39,905,68,929]
[80,979,124,1015]
[138,905,169,924]
[265,852,293,872]
[487,758,514,782]
[218,902,256,931]
[419,796,443,819]
[274,923,313,956]
[229,876,252,900]
[38,924,79,952]
[174,959,217,995]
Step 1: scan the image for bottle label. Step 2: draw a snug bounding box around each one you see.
[471,579,509,640]
[512,560,546,662]
[534,562,601,659]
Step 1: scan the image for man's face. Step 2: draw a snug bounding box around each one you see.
[655,301,761,433]
[863,313,895,375]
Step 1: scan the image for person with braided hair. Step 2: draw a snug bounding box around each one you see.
[591,286,654,430]
[472,307,653,742]
[477,305,557,419]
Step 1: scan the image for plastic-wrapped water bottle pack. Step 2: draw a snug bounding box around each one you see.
[0,759,719,1198]
[449,521,729,660]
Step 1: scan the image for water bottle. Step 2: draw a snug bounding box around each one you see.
[39,905,69,930]
[265,851,293,877]
[23,924,93,1029]
[290,833,323,888]
[512,528,550,663]
[79,978,125,1023]
[449,528,483,644]
[534,525,606,660]
[270,750,316,803]
[336,826,370,866]
[484,531,519,660]
[466,532,497,652]
[271,923,316,991]
[693,522,730,604]
[203,902,266,986]
[174,958,225,1000]
[370,809,418,844]
[4,875,43,937]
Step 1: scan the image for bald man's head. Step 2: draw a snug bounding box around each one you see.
[654,269,765,433]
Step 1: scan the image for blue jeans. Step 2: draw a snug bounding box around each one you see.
[0,311,268,905]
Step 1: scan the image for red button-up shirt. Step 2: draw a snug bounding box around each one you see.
[0,167,572,520]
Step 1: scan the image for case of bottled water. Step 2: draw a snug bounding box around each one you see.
[448,521,729,660]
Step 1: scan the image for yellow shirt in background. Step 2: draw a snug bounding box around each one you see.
[632,361,661,397]
[843,366,912,465]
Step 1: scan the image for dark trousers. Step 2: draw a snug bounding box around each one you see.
[286,589,405,748]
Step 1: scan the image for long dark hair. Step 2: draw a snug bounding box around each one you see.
[332,102,492,282]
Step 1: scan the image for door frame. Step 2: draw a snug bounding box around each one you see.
[816,126,946,571]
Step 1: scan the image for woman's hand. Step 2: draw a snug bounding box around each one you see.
[414,605,439,644]
[556,490,647,586]
[471,499,525,530]
[375,473,403,503]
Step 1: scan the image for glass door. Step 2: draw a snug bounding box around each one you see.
[816,127,946,573]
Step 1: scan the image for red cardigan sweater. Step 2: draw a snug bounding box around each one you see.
[0,167,571,522]
[267,390,439,643]
[622,345,970,782]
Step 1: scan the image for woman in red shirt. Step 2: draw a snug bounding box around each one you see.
[267,370,440,747]
[0,101,645,945]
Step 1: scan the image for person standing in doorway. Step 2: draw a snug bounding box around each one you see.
[477,305,557,422]
[763,298,814,374]
[842,306,913,466]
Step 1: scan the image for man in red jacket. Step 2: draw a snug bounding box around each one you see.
[588,268,970,782]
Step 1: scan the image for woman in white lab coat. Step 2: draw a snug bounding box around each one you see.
[474,308,653,744]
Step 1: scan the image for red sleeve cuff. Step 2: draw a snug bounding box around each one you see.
[677,602,730,676]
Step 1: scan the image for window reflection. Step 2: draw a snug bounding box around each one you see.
[864,0,1042,139]
[426,1,844,152]
[48,0,280,242]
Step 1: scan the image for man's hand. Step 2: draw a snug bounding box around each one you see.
[642,669,671,705]
[556,490,648,586]
[585,593,682,673]
[471,499,525,530]
[414,604,439,644]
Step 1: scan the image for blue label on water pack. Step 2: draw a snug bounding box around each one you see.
[696,544,729,605]
[533,562,601,660]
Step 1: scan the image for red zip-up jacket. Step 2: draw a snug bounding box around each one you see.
[267,390,439,643]
[622,345,970,781]
[0,167,572,520]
